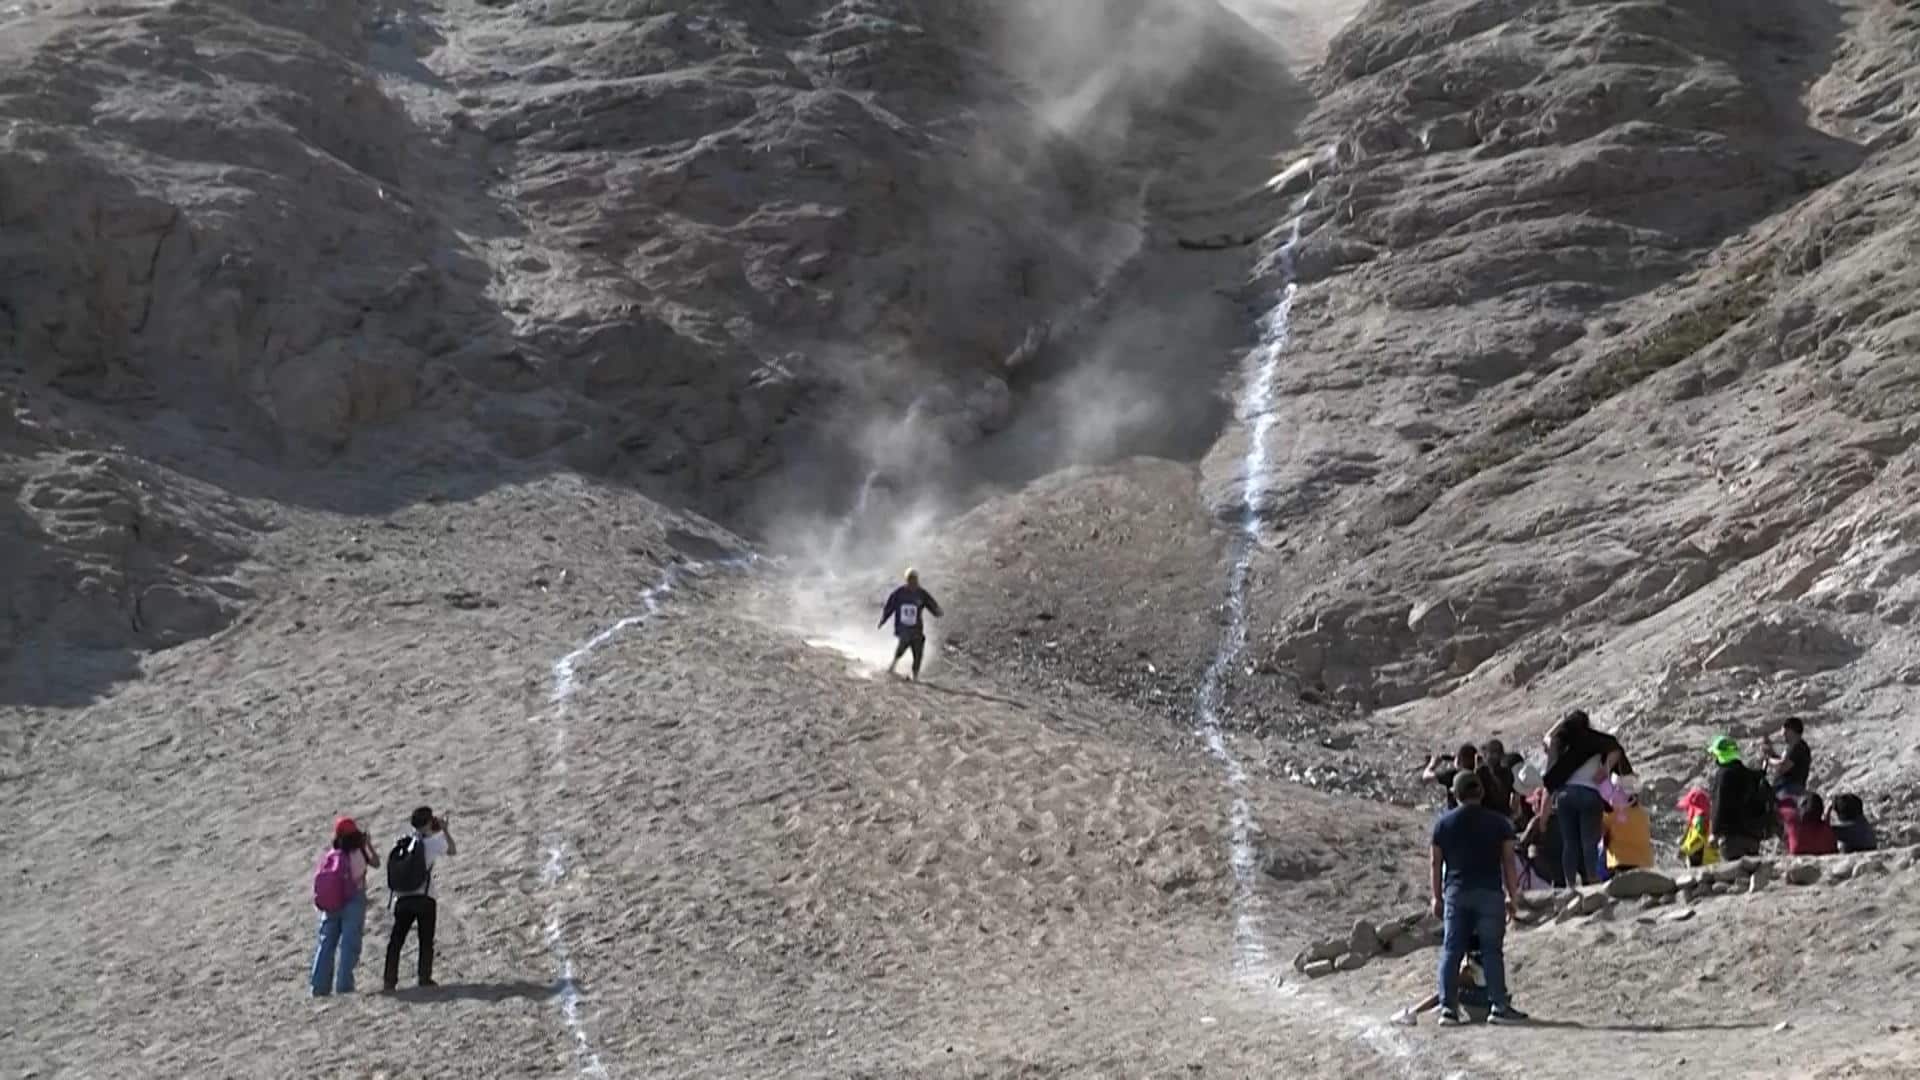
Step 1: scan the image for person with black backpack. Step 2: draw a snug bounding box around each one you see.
[1706,736,1772,860]
[383,806,455,992]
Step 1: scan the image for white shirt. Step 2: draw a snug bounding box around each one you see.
[395,830,450,899]
[1567,755,1607,790]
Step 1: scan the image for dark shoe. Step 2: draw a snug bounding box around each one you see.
[1489,1005,1531,1025]
[1437,1007,1465,1027]
[419,978,440,988]
[381,982,398,993]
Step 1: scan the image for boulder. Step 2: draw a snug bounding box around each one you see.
[1375,920,1405,947]
[1604,869,1679,900]
[1519,890,1564,911]
[1336,951,1371,972]
[1303,959,1337,979]
[1384,932,1431,958]
[1578,891,1612,915]
[1348,918,1383,959]
[1292,939,1345,972]
[1785,863,1822,886]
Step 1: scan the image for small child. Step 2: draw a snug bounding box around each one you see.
[1831,793,1878,853]
[1677,788,1720,867]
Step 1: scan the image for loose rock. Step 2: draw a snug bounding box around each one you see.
[1349,918,1382,959]
[1604,869,1679,900]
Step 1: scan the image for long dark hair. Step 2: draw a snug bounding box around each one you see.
[333,829,367,852]
[1547,710,1589,763]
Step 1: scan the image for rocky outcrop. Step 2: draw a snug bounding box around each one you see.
[0,0,1162,525]
[1215,0,1920,808]
[1293,851,1911,982]
[0,388,257,702]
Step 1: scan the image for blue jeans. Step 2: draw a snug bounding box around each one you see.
[310,892,367,995]
[1438,887,1509,1010]
[1555,785,1606,886]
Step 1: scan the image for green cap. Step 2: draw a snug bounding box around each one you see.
[1707,735,1741,765]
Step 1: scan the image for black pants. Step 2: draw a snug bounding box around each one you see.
[892,634,925,675]
[384,895,437,987]
[1718,834,1762,861]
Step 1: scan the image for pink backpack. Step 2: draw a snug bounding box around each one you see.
[312,849,356,912]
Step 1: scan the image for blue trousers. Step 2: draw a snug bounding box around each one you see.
[1438,888,1509,1010]
[310,892,367,996]
[1555,784,1607,885]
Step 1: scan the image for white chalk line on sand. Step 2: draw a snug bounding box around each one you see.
[536,556,752,1077]
[1193,204,1304,980]
[1199,196,1446,1076]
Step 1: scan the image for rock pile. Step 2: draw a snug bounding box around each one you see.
[1291,850,1913,981]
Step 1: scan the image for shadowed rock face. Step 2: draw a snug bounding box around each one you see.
[0,0,1133,498]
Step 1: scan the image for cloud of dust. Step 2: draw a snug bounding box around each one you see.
[756,0,1296,671]
[989,0,1246,153]
[768,397,963,678]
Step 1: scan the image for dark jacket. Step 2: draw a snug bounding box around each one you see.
[1709,760,1770,839]
[880,585,941,639]
[1834,818,1877,853]
[1542,727,1633,791]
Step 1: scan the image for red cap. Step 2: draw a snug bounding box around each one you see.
[333,816,359,839]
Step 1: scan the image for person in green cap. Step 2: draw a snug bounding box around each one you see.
[1706,736,1772,860]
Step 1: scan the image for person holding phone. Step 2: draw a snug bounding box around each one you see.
[383,806,456,992]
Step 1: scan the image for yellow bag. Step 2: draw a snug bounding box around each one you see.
[1680,814,1721,866]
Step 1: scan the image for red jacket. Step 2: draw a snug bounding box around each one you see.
[1783,811,1838,856]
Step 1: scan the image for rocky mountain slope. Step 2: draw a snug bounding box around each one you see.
[1225,0,1920,812]
[9,0,1920,1076]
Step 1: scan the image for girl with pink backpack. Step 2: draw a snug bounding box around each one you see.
[309,816,380,996]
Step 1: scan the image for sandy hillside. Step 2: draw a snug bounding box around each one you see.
[10,0,1920,1077]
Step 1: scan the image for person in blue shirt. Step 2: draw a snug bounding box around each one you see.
[879,568,942,681]
[1430,770,1529,1027]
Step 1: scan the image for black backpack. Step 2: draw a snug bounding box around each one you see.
[1740,766,1778,835]
[387,835,431,894]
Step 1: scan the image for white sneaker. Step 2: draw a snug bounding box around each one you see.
[1390,1007,1418,1028]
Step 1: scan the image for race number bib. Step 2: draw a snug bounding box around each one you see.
[898,603,920,628]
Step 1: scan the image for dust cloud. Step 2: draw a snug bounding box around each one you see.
[761,0,1304,664]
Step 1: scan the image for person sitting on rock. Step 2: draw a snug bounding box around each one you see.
[1784,792,1839,856]
[1831,793,1878,853]
[1706,736,1772,861]
[1761,716,1814,800]
[1604,790,1655,871]
[1517,786,1564,888]
[1429,771,1528,1027]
